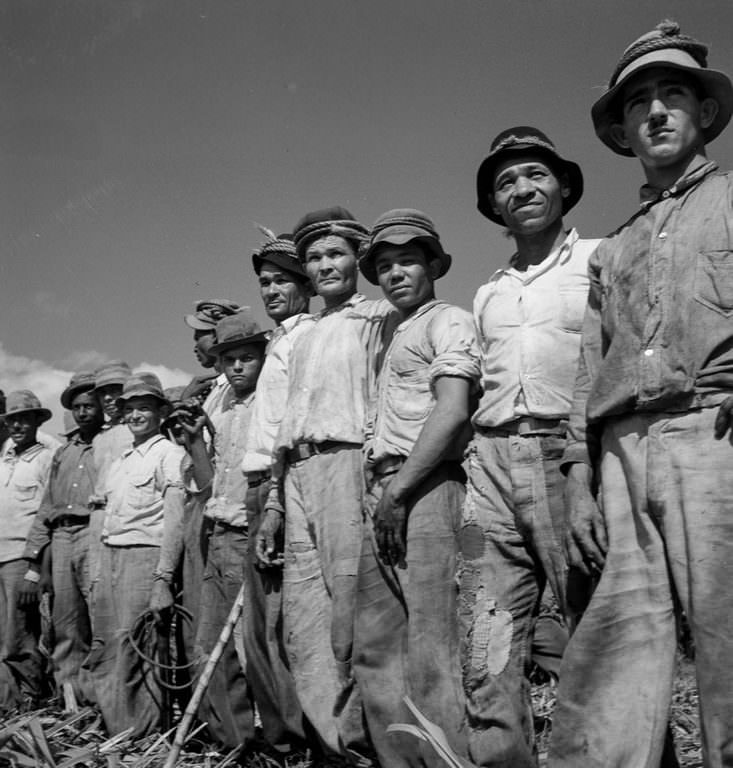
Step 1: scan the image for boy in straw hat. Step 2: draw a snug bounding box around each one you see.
[0,390,54,710]
[552,21,733,768]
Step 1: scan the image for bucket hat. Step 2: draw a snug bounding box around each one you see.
[61,371,97,409]
[591,20,733,155]
[210,310,268,356]
[252,231,307,279]
[292,206,368,262]
[94,360,132,390]
[116,372,169,408]
[476,127,584,223]
[359,209,452,285]
[0,390,52,425]
[184,299,242,331]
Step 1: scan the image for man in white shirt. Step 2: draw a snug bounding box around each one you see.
[459,127,600,767]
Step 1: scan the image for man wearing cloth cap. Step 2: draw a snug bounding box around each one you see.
[88,373,185,738]
[240,231,313,753]
[459,127,600,766]
[549,22,733,768]
[20,372,104,705]
[0,391,55,711]
[255,206,397,764]
[352,210,480,767]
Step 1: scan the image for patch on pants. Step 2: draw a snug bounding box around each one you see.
[470,590,513,678]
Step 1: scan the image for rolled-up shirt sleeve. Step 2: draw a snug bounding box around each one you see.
[428,306,481,388]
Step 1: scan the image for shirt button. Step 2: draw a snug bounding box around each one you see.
[644,349,654,357]
[662,190,670,198]
[72,483,77,487]
[658,232,667,239]
[67,504,73,509]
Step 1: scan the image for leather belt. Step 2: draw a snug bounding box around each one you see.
[246,470,271,488]
[213,520,248,534]
[477,417,567,437]
[52,514,89,529]
[286,440,356,465]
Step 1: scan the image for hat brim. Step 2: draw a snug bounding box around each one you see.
[115,390,171,409]
[591,57,733,156]
[252,251,308,279]
[0,407,52,425]
[61,383,96,410]
[359,233,452,286]
[476,149,584,224]
[184,314,217,331]
[210,331,269,356]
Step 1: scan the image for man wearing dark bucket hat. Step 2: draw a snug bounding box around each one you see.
[20,372,104,706]
[254,206,398,764]
[0,390,55,711]
[88,372,185,738]
[459,127,600,767]
[550,22,733,768]
[352,210,480,767]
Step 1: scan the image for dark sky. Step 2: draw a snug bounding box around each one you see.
[2,0,733,430]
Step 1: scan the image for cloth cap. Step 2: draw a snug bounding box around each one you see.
[476,126,584,224]
[591,20,733,155]
[94,360,132,390]
[61,371,97,410]
[184,299,242,331]
[116,372,169,408]
[292,206,368,262]
[359,209,452,285]
[252,231,307,279]
[210,310,269,355]
[0,390,52,425]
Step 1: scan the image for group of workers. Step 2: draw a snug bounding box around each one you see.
[0,20,732,768]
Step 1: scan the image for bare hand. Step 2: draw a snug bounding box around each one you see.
[374,480,408,568]
[173,399,211,438]
[149,580,174,624]
[564,463,607,576]
[18,576,41,606]
[714,396,733,440]
[255,508,284,567]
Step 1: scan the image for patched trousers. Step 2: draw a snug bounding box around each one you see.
[282,445,373,765]
[458,430,570,768]
[353,462,469,768]
[549,407,733,768]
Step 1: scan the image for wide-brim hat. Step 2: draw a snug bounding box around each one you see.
[359,209,452,285]
[209,310,269,355]
[251,232,307,279]
[476,126,584,224]
[61,371,97,410]
[1,390,52,425]
[592,21,733,156]
[94,360,132,390]
[115,372,170,409]
[184,299,242,331]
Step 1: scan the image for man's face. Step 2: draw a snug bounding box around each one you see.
[96,383,123,422]
[122,395,164,442]
[304,235,359,306]
[71,391,104,433]
[490,154,568,236]
[613,68,716,173]
[5,412,40,450]
[193,329,217,369]
[375,244,437,315]
[258,261,310,323]
[218,343,265,396]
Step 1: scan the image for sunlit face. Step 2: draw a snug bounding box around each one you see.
[5,412,41,451]
[70,391,104,434]
[122,395,165,443]
[304,235,359,307]
[612,68,716,173]
[218,343,265,397]
[96,383,123,422]
[375,243,438,316]
[193,329,216,369]
[258,261,311,323]
[490,155,568,236]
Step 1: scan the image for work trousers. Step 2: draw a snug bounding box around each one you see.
[243,481,305,752]
[0,558,41,711]
[548,407,733,768]
[89,544,162,737]
[50,523,94,703]
[181,494,209,664]
[282,446,372,765]
[353,462,469,768]
[194,524,254,749]
[458,431,569,768]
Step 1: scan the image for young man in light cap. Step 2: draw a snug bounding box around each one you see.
[88,373,185,738]
[20,372,104,706]
[0,390,55,711]
[460,127,600,767]
[352,209,480,768]
[240,231,313,753]
[550,21,733,768]
[255,206,397,765]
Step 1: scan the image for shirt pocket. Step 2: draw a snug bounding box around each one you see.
[557,286,588,333]
[695,250,733,317]
[13,483,38,503]
[391,368,433,422]
[127,469,157,509]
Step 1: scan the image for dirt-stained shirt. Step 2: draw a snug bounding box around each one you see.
[92,422,133,500]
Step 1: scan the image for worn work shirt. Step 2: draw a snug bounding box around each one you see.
[241,313,316,474]
[0,440,53,563]
[205,392,255,527]
[93,422,132,499]
[23,433,97,561]
[565,161,733,466]
[102,434,184,547]
[274,294,397,455]
[367,300,480,463]
[472,229,601,428]
[203,372,231,421]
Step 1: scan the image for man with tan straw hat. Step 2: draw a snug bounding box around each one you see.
[0,390,54,711]
[551,21,733,768]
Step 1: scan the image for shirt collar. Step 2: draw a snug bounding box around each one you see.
[639,160,718,207]
[2,440,45,463]
[503,228,579,276]
[394,298,443,333]
[122,433,166,458]
[222,389,256,411]
[318,292,365,318]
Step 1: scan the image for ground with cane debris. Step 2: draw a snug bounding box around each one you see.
[0,658,700,768]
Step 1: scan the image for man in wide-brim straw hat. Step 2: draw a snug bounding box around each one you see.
[551,21,733,768]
